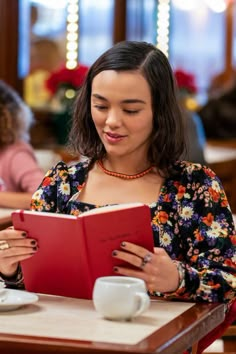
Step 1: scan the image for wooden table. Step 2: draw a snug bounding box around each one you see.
[0,293,225,354]
[204,144,236,164]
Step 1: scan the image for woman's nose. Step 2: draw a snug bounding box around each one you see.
[105,109,121,126]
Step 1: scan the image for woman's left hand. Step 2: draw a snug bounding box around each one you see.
[112,241,180,293]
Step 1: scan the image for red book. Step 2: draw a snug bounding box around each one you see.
[11,203,154,299]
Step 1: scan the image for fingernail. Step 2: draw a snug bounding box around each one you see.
[32,246,38,251]
[31,240,37,245]
[21,232,27,237]
[112,250,118,256]
[113,267,119,272]
[120,242,126,247]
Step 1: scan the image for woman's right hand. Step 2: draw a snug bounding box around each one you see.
[0,227,38,277]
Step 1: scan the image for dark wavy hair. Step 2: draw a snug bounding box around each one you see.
[68,41,185,176]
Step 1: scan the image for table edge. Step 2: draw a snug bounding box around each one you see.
[0,302,225,354]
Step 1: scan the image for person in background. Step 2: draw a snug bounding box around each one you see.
[0,80,44,209]
[174,69,207,165]
[0,42,235,309]
[24,39,63,108]
[181,108,206,165]
[198,82,236,139]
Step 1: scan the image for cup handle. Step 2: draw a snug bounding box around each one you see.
[134,292,150,317]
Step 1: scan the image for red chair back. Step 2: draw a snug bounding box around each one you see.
[197,299,236,354]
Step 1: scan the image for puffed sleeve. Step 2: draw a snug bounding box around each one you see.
[30,161,73,213]
[163,164,236,305]
[9,146,44,193]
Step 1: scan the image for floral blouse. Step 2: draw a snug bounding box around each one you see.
[6,160,236,304]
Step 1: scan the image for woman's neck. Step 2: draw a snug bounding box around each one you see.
[101,156,152,176]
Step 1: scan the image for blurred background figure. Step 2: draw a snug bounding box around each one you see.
[24,38,64,109]
[174,69,207,165]
[198,81,236,139]
[181,108,207,165]
[0,80,44,209]
[24,3,64,109]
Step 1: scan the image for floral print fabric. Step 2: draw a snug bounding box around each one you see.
[28,160,235,304]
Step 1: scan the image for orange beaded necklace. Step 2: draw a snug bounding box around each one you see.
[97,160,153,180]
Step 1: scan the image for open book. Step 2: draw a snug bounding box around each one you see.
[11,203,154,299]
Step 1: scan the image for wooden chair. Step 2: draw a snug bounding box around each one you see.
[221,323,236,352]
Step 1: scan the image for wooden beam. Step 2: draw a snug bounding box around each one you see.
[224,1,234,78]
[0,0,23,94]
[113,0,127,44]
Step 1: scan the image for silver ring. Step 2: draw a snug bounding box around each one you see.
[140,253,152,269]
[0,240,10,250]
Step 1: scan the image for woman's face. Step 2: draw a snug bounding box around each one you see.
[91,70,153,160]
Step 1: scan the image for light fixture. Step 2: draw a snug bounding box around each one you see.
[205,0,227,13]
[156,0,171,57]
[66,0,79,69]
[172,0,229,13]
[31,0,67,8]
[172,0,198,11]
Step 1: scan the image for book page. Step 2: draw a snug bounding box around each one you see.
[79,202,146,217]
[12,203,147,222]
[12,210,77,220]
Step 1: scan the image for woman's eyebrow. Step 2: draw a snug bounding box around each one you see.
[92,94,146,104]
[91,93,107,101]
[121,99,146,104]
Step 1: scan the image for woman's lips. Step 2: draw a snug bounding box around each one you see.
[104,132,126,143]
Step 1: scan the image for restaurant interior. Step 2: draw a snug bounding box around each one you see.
[0,1,235,353]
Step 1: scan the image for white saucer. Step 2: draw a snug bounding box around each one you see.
[0,289,39,312]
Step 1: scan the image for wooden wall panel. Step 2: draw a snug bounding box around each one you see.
[0,0,22,94]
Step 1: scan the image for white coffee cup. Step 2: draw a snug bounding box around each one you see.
[92,276,150,321]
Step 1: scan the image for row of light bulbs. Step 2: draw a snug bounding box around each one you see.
[65,0,233,67]
[66,0,79,69]
[156,0,170,58]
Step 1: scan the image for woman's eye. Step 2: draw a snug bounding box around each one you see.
[94,105,107,111]
[124,109,139,115]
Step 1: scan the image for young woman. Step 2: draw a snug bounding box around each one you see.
[0,42,235,307]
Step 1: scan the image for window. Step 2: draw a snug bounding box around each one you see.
[170,1,226,103]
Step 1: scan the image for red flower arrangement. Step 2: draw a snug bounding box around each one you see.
[174,69,197,95]
[45,64,89,95]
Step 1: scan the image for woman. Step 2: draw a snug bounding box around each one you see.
[0,80,44,209]
[0,42,235,306]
